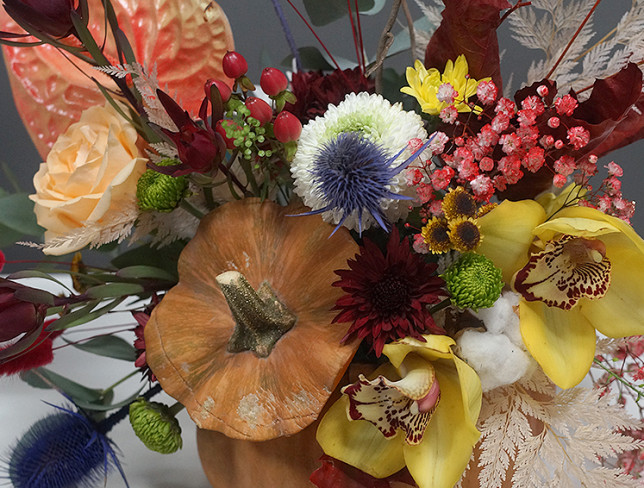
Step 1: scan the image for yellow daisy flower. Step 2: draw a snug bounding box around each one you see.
[400,55,490,115]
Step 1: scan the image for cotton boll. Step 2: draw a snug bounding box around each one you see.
[474,290,523,346]
[457,329,535,392]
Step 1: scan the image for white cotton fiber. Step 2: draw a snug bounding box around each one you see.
[457,329,535,392]
[474,291,523,346]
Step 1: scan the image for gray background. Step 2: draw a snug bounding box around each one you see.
[1,0,642,270]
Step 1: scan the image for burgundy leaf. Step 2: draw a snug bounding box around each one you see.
[424,0,511,89]
[310,456,416,488]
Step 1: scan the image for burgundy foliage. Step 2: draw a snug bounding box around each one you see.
[1,0,81,39]
[310,455,416,488]
[424,0,511,89]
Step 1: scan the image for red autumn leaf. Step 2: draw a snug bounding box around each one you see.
[310,455,416,488]
[424,0,511,89]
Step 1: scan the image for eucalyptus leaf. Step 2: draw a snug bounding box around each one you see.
[74,387,144,412]
[8,270,73,292]
[49,298,125,331]
[116,265,177,282]
[111,241,184,279]
[281,46,334,71]
[66,335,137,361]
[86,283,145,299]
[303,0,375,26]
[20,367,103,403]
[0,193,43,236]
[12,287,56,307]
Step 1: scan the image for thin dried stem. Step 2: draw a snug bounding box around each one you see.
[368,0,402,93]
[401,0,416,63]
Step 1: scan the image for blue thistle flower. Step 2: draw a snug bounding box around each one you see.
[297,132,431,235]
[290,92,430,234]
[3,403,129,488]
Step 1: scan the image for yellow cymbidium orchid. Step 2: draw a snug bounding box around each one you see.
[400,55,489,115]
[477,194,644,389]
[316,335,482,488]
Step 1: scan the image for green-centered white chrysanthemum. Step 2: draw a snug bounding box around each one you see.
[291,92,428,233]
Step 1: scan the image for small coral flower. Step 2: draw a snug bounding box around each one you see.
[476,195,644,388]
[401,55,489,115]
[316,335,482,488]
[332,227,445,356]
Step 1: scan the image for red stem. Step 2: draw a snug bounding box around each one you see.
[346,1,361,72]
[284,0,342,71]
[499,1,531,25]
[545,0,603,80]
[354,0,366,73]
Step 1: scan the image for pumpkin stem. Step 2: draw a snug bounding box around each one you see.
[216,271,297,358]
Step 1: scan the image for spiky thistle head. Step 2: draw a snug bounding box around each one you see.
[4,403,127,488]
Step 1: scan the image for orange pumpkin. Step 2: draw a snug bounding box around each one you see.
[0,0,234,158]
[145,198,360,441]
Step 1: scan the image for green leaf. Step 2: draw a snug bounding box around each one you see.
[66,335,136,361]
[20,367,103,403]
[116,265,177,282]
[0,223,24,248]
[0,193,43,236]
[8,270,73,292]
[282,46,334,71]
[111,241,185,279]
[303,0,376,26]
[86,282,145,299]
[74,387,144,412]
[49,298,124,331]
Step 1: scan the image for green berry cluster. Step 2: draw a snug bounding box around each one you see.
[222,101,272,162]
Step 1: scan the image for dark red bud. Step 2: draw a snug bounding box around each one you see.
[222,51,248,79]
[260,67,289,96]
[205,79,232,102]
[245,97,273,126]
[273,111,302,143]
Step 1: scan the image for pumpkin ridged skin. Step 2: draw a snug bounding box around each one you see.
[145,198,360,441]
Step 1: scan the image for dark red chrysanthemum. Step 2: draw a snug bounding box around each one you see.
[332,227,446,357]
[132,296,159,382]
[285,67,374,125]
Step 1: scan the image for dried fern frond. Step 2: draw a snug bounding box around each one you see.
[508,0,644,96]
[471,368,644,488]
[41,206,140,254]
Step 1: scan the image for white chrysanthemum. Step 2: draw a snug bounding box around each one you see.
[291,92,427,233]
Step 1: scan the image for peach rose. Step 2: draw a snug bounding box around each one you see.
[30,103,147,255]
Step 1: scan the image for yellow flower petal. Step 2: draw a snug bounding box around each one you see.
[383,335,456,367]
[403,366,480,488]
[316,395,406,478]
[476,200,546,284]
[519,300,596,388]
[580,240,644,338]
